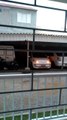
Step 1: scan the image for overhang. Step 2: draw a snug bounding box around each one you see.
[0,33,67,43]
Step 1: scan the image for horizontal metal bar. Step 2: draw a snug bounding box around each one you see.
[0,87,64,94]
[0,48,67,53]
[36,4,66,11]
[0,0,66,11]
[0,0,34,6]
[27,71,67,76]
[30,50,67,53]
[33,115,67,120]
[47,116,67,120]
[0,103,67,114]
[0,71,67,78]
[0,24,67,33]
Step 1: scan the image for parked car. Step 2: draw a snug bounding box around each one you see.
[0,45,19,70]
[30,57,51,69]
[49,53,67,67]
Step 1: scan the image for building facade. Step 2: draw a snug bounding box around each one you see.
[0,3,37,33]
[0,3,67,44]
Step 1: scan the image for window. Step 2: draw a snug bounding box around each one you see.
[17,12,31,24]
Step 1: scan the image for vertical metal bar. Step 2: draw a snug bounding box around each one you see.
[36,77,39,120]
[63,76,67,115]
[32,29,35,50]
[28,92,31,120]
[29,109,32,120]
[59,88,62,105]
[31,72,33,91]
[3,79,6,120]
[43,77,46,119]
[29,29,35,119]
[27,41,29,68]
[64,11,67,32]
[25,41,30,70]
[21,78,23,120]
[34,0,36,6]
[28,68,34,120]
[29,72,34,120]
[57,76,60,117]
[12,79,14,120]
[61,53,64,70]
[50,76,53,118]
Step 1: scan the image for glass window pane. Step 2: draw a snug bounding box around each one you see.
[17,12,31,24]
[27,13,31,23]
[17,12,26,23]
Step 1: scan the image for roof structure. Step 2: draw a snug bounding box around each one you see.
[0,31,67,37]
[0,1,37,11]
[0,32,67,43]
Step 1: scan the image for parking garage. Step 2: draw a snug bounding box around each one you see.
[0,39,67,71]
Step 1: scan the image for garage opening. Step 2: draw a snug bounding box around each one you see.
[0,41,67,71]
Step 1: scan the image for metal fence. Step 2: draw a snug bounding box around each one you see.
[0,72,67,120]
[0,0,67,120]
